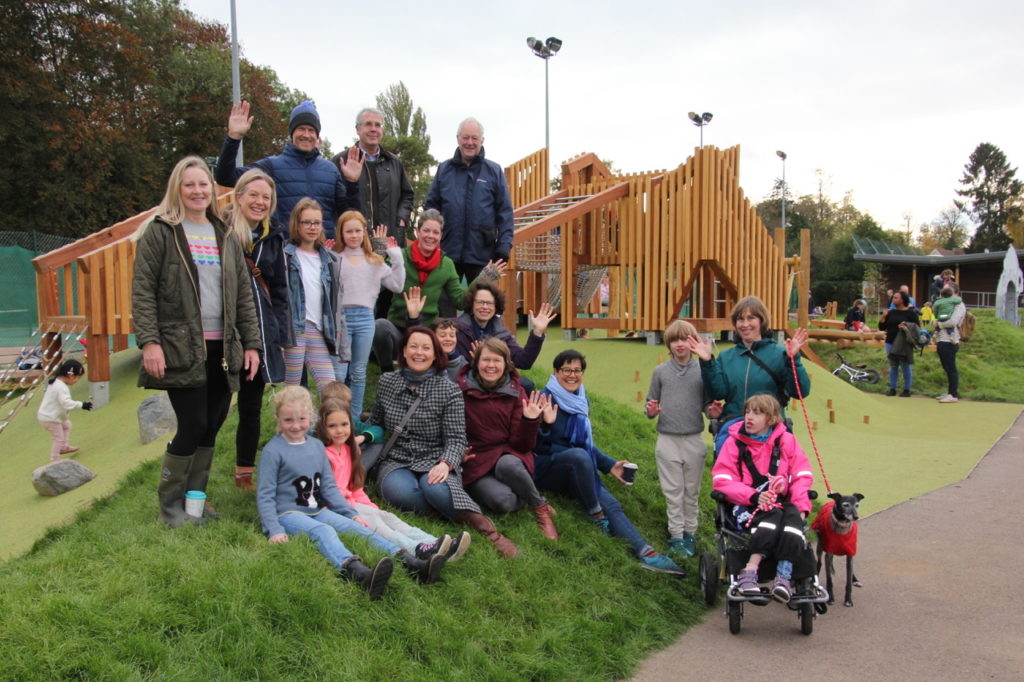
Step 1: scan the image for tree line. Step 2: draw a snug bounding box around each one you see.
[756,142,1022,308]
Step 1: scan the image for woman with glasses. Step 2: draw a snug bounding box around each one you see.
[457,338,559,540]
[534,349,685,575]
[283,197,349,390]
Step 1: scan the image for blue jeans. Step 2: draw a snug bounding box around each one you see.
[535,447,651,556]
[380,468,460,521]
[331,306,375,418]
[278,509,401,569]
[887,355,912,390]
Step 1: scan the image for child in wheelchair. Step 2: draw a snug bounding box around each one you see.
[711,393,814,603]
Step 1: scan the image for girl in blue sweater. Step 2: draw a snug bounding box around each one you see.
[257,386,445,600]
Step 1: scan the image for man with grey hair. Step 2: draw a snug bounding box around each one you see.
[333,107,415,246]
[425,117,514,293]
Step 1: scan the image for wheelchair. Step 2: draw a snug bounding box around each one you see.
[699,490,830,635]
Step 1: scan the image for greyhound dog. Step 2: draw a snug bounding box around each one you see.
[811,492,864,607]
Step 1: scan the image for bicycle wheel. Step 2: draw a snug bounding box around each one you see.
[861,369,880,384]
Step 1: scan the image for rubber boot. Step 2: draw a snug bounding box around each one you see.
[457,511,520,559]
[158,452,201,528]
[233,466,256,492]
[340,556,392,601]
[186,446,220,519]
[533,502,559,540]
[399,549,444,585]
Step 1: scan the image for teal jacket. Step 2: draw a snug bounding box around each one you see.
[700,337,811,420]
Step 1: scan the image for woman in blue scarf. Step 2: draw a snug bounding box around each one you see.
[535,349,685,575]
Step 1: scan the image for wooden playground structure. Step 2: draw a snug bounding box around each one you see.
[26,145,822,405]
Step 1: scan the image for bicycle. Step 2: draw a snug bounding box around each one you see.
[832,352,879,384]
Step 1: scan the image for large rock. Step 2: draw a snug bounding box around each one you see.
[138,393,176,445]
[32,459,96,496]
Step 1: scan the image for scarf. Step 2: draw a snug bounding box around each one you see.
[544,374,602,498]
[409,240,441,286]
[401,367,437,384]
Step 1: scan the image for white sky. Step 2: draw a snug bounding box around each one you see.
[184,0,1024,235]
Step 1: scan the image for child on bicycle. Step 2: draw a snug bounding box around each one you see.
[711,393,813,602]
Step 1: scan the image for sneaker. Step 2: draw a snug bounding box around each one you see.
[938,394,959,403]
[592,514,611,536]
[885,388,897,396]
[681,532,697,557]
[936,393,950,401]
[772,576,792,603]
[59,446,80,455]
[415,534,453,560]
[667,537,688,558]
[736,569,761,596]
[899,389,911,397]
[639,551,686,576]
[443,531,471,563]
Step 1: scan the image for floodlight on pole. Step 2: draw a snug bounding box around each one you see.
[526,36,563,149]
[776,150,787,230]
[687,111,713,149]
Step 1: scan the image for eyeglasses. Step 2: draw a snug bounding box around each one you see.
[473,299,495,308]
[299,220,323,228]
[558,367,584,376]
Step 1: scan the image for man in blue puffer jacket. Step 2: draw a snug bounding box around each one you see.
[215,100,363,240]
[425,118,514,287]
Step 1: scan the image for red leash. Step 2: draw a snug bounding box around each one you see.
[789,343,833,495]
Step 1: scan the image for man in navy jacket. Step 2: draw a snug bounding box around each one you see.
[425,118,514,286]
[215,100,363,240]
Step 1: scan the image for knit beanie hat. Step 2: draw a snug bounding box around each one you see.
[289,100,321,136]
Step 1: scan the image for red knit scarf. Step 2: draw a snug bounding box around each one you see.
[409,240,441,286]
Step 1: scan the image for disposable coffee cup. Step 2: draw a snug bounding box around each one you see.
[184,490,206,517]
[622,462,638,485]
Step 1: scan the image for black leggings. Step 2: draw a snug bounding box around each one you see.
[748,502,805,565]
[937,341,959,398]
[235,369,266,467]
[166,341,232,456]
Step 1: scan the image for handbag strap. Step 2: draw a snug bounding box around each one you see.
[746,350,790,407]
[379,394,424,460]
[245,255,271,297]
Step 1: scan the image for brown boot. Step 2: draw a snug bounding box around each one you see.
[234,466,256,492]
[457,511,520,559]
[533,502,559,540]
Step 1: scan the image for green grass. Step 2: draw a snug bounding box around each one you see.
[810,308,1024,402]
[0,374,717,680]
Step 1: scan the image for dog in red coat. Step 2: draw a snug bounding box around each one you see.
[811,492,863,607]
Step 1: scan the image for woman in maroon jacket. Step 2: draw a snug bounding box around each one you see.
[456,337,559,540]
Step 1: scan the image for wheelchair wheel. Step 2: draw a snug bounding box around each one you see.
[728,600,742,634]
[800,603,814,635]
[699,552,719,606]
[861,369,880,384]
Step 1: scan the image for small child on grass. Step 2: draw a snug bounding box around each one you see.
[37,359,93,461]
[645,320,718,558]
[711,393,813,603]
[256,386,445,601]
[316,397,469,563]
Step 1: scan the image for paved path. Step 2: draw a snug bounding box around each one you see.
[634,408,1024,681]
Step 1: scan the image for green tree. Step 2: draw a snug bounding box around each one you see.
[375,81,437,208]
[955,142,1022,253]
[916,206,968,252]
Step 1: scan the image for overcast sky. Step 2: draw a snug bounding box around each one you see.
[184,0,1024,235]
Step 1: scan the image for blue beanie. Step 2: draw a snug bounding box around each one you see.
[289,100,321,136]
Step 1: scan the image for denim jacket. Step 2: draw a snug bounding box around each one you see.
[283,243,349,361]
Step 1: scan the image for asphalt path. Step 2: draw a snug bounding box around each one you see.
[634,408,1024,681]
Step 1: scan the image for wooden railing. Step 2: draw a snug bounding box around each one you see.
[504,148,549,209]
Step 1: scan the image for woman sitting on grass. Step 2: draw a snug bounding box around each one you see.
[369,326,519,559]
[535,349,685,576]
[257,386,444,601]
[457,338,560,540]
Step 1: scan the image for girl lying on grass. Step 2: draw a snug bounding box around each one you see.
[316,397,470,564]
[256,386,446,601]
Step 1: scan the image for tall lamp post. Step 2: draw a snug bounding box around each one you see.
[687,111,713,148]
[776,150,787,230]
[526,36,563,149]
[230,0,242,165]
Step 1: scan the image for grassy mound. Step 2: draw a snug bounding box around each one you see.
[0,376,716,680]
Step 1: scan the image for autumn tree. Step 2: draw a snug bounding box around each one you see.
[375,81,437,207]
[955,142,1022,253]
[916,206,968,252]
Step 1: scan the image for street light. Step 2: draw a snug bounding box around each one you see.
[776,150,787,230]
[687,111,713,148]
[526,36,563,149]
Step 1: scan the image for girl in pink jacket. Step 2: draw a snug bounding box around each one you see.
[712,394,813,603]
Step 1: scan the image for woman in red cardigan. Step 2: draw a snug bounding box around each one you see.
[456,337,559,540]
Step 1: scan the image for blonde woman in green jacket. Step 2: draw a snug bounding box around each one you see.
[133,156,261,527]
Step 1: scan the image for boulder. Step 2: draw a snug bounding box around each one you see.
[32,459,96,496]
[138,393,176,445]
